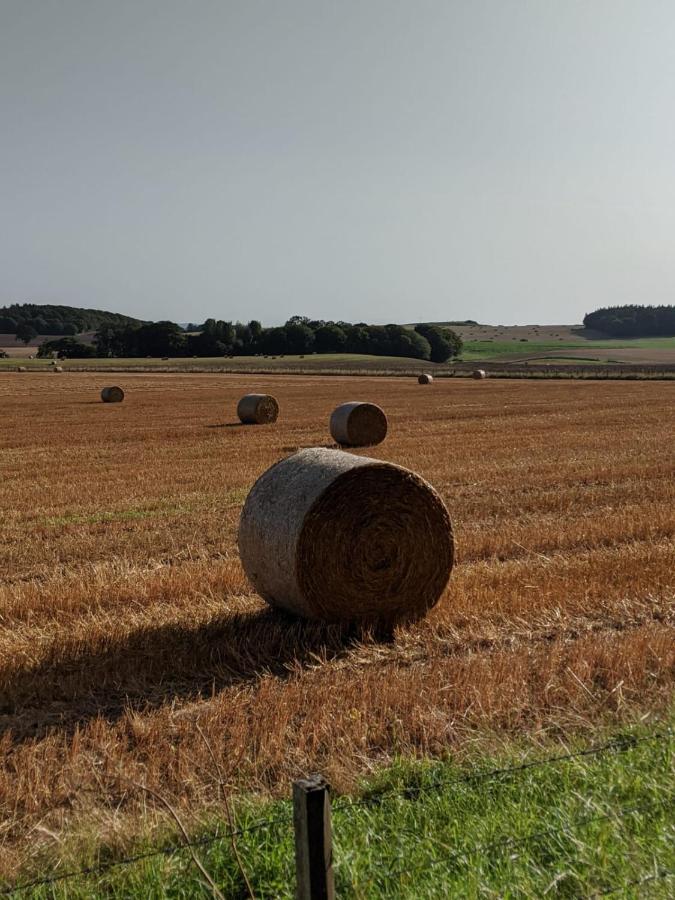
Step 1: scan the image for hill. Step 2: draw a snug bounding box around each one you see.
[0,303,144,337]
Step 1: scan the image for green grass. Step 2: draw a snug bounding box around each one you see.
[459,336,675,361]
[11,721,673,898]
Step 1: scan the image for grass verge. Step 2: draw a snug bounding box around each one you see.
[6,719,673,898]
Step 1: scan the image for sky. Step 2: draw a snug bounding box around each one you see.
[2,1,675,327]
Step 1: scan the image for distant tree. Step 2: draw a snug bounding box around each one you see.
[284,323,315,354]
[314,324,347,353]
[583,304,675,337]
[260,327,289,355]
[414,324,463,362]
[0,316,18,332]
[136,322,187,357]
[37,337,96,358]
[32,316,50,334]
[15,322,37,345]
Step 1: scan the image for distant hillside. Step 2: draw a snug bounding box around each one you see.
[0,303,144,337]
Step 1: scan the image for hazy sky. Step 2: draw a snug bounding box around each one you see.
[2,1,675,326]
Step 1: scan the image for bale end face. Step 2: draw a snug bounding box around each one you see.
[101,386,125,403]
[238,447,454,625]
[237,393,279,424]
[330,402,388,447]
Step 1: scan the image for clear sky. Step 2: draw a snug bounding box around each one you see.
[2,1,674,326]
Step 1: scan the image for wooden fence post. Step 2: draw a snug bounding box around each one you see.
[293,775,335,900]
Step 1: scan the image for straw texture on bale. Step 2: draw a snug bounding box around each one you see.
[329,401,388,447]
[472,369,487,379]
[238,447,454,624]
[418,373,433,384]
[101,386,125,403]
[237,393,279,424]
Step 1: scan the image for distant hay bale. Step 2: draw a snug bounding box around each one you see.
[237,393,279,424]
[330,402,387,447]
[238,447,454,623]
[53,366,63,372]
[418,373,433,384]
[472,369,487,379]
[17,366,27,372]
[101,386,124,403]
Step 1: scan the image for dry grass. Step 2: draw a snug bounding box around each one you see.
[0,373,673,877]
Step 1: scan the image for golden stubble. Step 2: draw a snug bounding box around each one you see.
[0,373,673,875]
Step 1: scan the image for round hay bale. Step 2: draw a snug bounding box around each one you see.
[53,366,63,372]
[237,393,279,424]
[330,402,387,447]
[17,366,27,372]
[418,373,433,384]
[472,369,487,379]
[238,447,454,623]
[101,386,124,403]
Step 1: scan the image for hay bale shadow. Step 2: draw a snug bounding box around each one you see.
[0,608,386,745]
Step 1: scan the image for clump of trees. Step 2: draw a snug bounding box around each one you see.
[584,305,675,337]
[0,303,142,337]
[93,317,463,363]
[37,338,97,358]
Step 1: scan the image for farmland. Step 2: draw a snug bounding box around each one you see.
[0,373,674,891]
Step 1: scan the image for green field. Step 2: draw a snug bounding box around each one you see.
[458,337,675,360]
[12,720,672,898]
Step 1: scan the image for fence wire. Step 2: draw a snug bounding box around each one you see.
[1,726,671,896]
[381,793,673,880]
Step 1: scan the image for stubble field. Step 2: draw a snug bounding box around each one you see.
[0,373,673,881]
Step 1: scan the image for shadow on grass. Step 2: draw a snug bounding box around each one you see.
[0,608,391,744]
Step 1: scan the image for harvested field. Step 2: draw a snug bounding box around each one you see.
[0,373,673,878]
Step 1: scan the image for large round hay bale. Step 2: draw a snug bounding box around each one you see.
[237,393,279,424]
[53,366,63,373]
[17,366,27,372]
[472,369,487,379]
[329,402,387,447]
[238,448,454,623]
[418,373,433,384]
[101,386,124,403]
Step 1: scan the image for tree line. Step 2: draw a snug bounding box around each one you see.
[38,317,463,362]
[0,303,142,342]
[583,305,675,337]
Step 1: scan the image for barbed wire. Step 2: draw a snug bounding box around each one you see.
[332,727,673,813]
[0,810,293,896]
[596,870,673,896]
[381,792,672,880]
[2,726,671,895]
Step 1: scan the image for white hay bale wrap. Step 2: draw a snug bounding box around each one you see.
[101,386,124,403]
[329,401,387,447]
[53,366,63,372]
[238,447,454,624]
[237,393,279,424]
[472,369,487,379]
[418,373,433,384]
